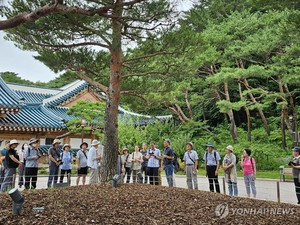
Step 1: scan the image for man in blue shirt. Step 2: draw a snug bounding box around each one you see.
[0,140,10,188]
[203,142,221,193]
[163,139,174,187]
[25,138,40,189]
[146,141,161,185]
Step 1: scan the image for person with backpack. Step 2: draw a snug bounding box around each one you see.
[203,142,221,193]
[1,140,22,192]
[24,138,40,189]
[183,142,198,190]
[47,139,62,188]
[76,142,89,186]
[121,147,132,183]
[128,145,143,183]
[241,148,257,198]
[163,139,175,187]
[289,146,300,204]
[222,145,238,196]
[59,144,72,183]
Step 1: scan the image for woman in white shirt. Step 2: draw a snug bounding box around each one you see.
[129,145,143,183]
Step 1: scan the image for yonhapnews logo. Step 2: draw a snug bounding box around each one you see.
[215,203,295,219]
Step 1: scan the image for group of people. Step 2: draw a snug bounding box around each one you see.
[1,137,299,204]
[0,138,104,191]
[120,139,176,187]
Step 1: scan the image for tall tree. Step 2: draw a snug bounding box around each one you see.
[0,0,176,182]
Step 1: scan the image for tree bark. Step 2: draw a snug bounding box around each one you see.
[224,82,238,143]
[281,109,287,149]
[100,0,123,183]
[238,80,251,141]
[285,84,298,145]
[243,78,270,136]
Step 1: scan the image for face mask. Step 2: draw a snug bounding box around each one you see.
[32,144,37,147]
[24,145,29,150]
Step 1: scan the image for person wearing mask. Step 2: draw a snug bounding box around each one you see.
[25,138,40,189]
[241,148,257,198]
[183,142,199,190]
[289,147,300,204]
[47,139,62,188]
[223,145,238,196]
[59,144,72,183]
[163,139,175,187]
[146,141,161,185]
[203,142,221,193]
[140,143,149,184]
[88,140,101,184]
[121,148,132,183]
[0,140,10,188]
[1,140,22,192]
[76,142,89,186]
[129,145,143,183]
[18,143,27,188]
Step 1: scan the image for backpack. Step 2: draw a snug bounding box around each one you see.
[205,150,219,164]
[173,152,180,174]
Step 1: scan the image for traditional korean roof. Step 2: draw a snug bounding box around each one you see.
[43,80,89,107]
[45,106,74,122]
[0,104,65,132]
[0,76,22,114]
[14,90,53,103]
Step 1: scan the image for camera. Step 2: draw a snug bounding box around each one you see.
[57,158,63,165]
[288,161,295,166]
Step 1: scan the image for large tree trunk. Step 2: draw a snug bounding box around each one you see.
[243,78,270,136]
[238,80,251,141]
[224,82,238,143]
[100,0,123,183]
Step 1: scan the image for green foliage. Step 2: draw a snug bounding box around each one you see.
[67,100,105,138]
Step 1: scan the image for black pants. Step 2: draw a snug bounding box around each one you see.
[60,169,71,183]
[294,178,300,203]
[148,167,159,185]
[206,165,220,193]
[25,167,38,189]
[125,167,131,183]
[141,164,148,184]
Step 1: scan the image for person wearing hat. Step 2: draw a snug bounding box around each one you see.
[162,138,175,187]
[289,147,300,204]
[241,148,256,198]
[0,140,10,188]
[1,140,22,192]
[47,139,62,188]
[76,142,89,186]
[121,147,132,183]
[222,145,238,196]
[88,140,102,184]
[203,142,221,193]
[24,138,40,189]
[59,144,72,183]
[183,142,199,190]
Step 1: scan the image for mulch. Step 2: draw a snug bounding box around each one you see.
[0,184,299,225]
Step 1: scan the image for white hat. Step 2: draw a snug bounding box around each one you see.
[226,145,233,152]
[9,139,19,146]
[52,139,61,145]
[63,144,71,150]
[91,140,101,146]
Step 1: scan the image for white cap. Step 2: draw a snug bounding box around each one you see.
[9,139,19,146]
[91,140,101,146]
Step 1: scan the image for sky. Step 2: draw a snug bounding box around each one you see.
[0,1,194,83]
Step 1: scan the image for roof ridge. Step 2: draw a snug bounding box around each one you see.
[0,76,22,104]
[7,82,62,91]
